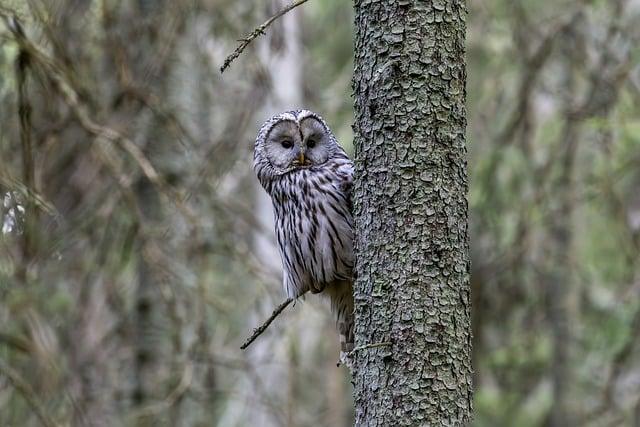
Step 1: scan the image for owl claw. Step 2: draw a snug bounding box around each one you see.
[337,350,354,370]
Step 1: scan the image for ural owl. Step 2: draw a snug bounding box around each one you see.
[254,109,354,352]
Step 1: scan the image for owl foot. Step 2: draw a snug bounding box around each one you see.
[337,350,354,370]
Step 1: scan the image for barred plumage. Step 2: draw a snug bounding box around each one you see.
[254,109,354,351]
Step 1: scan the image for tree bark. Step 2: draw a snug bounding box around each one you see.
[352,1,472,425]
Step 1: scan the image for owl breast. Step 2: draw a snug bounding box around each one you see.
[270,159,354,298]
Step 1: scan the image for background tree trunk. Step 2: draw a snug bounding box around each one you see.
[352,1,472,425]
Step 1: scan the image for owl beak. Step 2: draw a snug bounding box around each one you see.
[298,152,305,165]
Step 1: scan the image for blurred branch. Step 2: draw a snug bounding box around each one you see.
[129,361,194,420]
[13,15,36,278]
[119,85,198,149]
[181,97,259,205]
[0,332,31,354]
[497,10,581,146]
[0,358,58,427]
[0,172,58,218]
[584,306,640,423]
[220,0,310,73]
[240,293,306,350]
[102,3,197,149]
[0,12,196,225]
[476,9,584,223]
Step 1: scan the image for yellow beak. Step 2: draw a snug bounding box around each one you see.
[298,152,305,165]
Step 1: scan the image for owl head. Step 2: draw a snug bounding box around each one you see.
[254,110,341,184]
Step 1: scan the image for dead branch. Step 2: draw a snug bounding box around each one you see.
[336,341,392,368]
[241,294,304,350]
[220,0,311,73]
[348,341,392,355]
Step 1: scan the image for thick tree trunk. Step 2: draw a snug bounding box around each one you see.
[352,1,472,425]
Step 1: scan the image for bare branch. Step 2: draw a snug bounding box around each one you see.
[349,341,392,355]
[240,294,305,350]
[337,342,392,368]
[220,0,311,73]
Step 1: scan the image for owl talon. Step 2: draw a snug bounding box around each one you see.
[338,351,351,368]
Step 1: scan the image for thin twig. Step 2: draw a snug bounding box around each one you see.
[348,341,392,356]
[337,341,392,368]
[220,0,311,73]
[241,296,300,350]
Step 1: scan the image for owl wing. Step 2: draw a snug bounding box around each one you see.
[335,158,354,215]
[327,157,355,351]
[325,157,355,282]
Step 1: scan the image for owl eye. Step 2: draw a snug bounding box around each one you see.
[307,138,317,148]
[280,139,293,149]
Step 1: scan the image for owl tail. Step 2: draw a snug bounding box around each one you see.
[326,280,354,352]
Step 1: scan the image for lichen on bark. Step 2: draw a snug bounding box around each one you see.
[352,0,472,425]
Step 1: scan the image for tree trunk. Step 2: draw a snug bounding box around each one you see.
[132,177,163,426]
[352,1,472,425]
[546,32,580,427]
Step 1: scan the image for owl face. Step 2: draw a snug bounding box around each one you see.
[256,110,338,177]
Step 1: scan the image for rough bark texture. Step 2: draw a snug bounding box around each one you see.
[352,1,472,425]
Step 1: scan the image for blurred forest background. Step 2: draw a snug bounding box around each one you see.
[0,0,639,426]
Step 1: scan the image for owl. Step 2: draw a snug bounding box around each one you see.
[254,109,354,352]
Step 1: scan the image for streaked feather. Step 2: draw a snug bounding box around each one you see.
[254,110,355,350]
